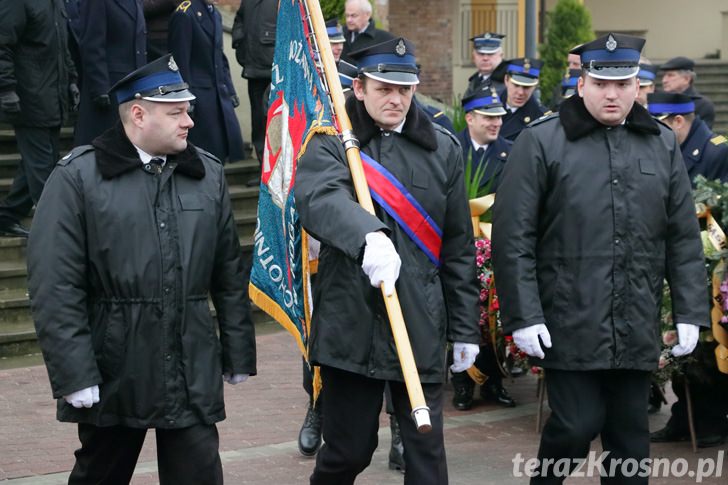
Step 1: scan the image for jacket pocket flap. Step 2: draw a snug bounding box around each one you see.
[639,159,656,175]
[179,194,203,210]
[412,170,429,189]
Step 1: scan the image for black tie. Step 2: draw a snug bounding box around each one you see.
[475,147,486,163]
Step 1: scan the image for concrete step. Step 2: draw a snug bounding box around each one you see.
[229,185,261,213]
[0,289,30,326]
[0,235,27,261]
[224,159,260,186]
[0,261,28,291]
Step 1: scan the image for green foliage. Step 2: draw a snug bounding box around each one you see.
[464,150,494,200]
[320,0,346,20]
[451,96,466,133]
[538,0,593,106]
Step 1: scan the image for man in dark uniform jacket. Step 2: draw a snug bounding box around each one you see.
[27,54,256,485]
[492,33,707,484]
[451,88,515,411]
[169,0,244,163]
[0,0,79,238]
[456,88,512,194]
[341,0,395,63]
[464,32,506,98]
[296,37,480,484]
[499,58,547,141]
[660,56,715,128]
[74,0,147,145]
[648,92,728,184]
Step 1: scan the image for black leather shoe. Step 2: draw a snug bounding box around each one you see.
[650,425,689,443]
[0,220,29,238]
[298,401,322,457]
[388,415,405,473]
[481,382,516,408]
[697,433,728,448]
[451,371,475,411]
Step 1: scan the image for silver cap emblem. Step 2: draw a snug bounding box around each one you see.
[606,34,617,52]
[395,39,406,56]
[168,56,179,72]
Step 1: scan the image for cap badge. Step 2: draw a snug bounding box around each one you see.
[606,34,617,52]
[395,39,406,56]
[168,56,179,72]
[523,58,531,70]
[484,33,491,40]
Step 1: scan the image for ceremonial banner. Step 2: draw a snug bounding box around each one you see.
[249,0,336,356]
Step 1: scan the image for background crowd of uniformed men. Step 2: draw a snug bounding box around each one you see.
[1,0,727,470]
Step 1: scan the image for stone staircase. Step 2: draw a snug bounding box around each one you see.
[693,61,728,135]
[0,124,270,358]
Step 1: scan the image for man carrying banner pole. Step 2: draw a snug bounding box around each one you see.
[296,10,480,485]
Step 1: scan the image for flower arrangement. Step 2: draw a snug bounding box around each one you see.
[474,237,532,375]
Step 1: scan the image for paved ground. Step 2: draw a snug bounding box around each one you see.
[1,328,726,484]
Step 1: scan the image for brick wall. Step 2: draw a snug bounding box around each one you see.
[388,0,453,102]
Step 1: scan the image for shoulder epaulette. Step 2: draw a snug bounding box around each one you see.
[58,145,94,166]
[432,123,459,147]
[432,111,444,119]
[194,145,222,165]
[711,135,727,146]
[176,0,192,13]
[527,111,559,128]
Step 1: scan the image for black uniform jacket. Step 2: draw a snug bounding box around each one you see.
[0,0,77,126]
[680,116,728,185]
[74,0,147,145]
[27,123,256,428]
[456,128,512,193]
[295,97,480,384]
[499,91,547,142]
[492,95,708,371]
[169,0,244,162]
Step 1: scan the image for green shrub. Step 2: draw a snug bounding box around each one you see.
[320,0,346,20]
[538,0,593,106]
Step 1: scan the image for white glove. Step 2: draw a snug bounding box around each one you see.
[450,342,480,373]
[63,385,100,408]
[223,373,249,385]
[512,323,552,359]
[361,232,401,296]
[671,323,699,357]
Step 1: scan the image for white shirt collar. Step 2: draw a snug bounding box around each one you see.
[471,140,489,152]
[134,145,167,166]
[380,118,406,134]
[506,103,518,113]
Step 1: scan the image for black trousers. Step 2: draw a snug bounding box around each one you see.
[0,125,60,223]
[310,366,447,485]
[246,77,269,164]
[473,343,503,386]
[68,423,223,485]
[533,369,651,485]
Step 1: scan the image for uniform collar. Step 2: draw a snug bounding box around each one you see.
[558,95,661,141]
[92,122,206,180]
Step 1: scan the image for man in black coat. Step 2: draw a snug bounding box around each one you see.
[660,56,715,129]
[169,0,244,163]
[341,0,395,63]
[232,0,277,176]
[463,32,506,98]
[27,54,256,485]
[295,38,480,484]
[648,92,728,185]
[74,0,147,145]
[493,34,707,483]
[0,0,79,238]
[499,58,547,142]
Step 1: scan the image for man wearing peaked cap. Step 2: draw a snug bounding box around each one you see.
[648,92,728,185]
[26,53,256,484]
[464,32,507,97]
[492,32,707,483]
[326,18,346,62]
[295,36,479,484]
[499,58,548,141]
[660,55,715,128]
[636,62,657,106]
[455,88,513,195]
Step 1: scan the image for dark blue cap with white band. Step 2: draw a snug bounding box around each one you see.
[461,87,506,116]
[647,92,695,119]
[326,19,345,44]
[638,63,657,86]
[110,54,195,104]
[471,32,505,54]
[570,33,645,80]
[349,37,419,85]
[506,58,543,86]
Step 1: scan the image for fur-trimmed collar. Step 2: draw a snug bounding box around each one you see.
[345,95,438,151]
[559,95,661,141]
[92,122,206,180]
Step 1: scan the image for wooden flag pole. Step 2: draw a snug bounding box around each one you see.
[303,0,432,432]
